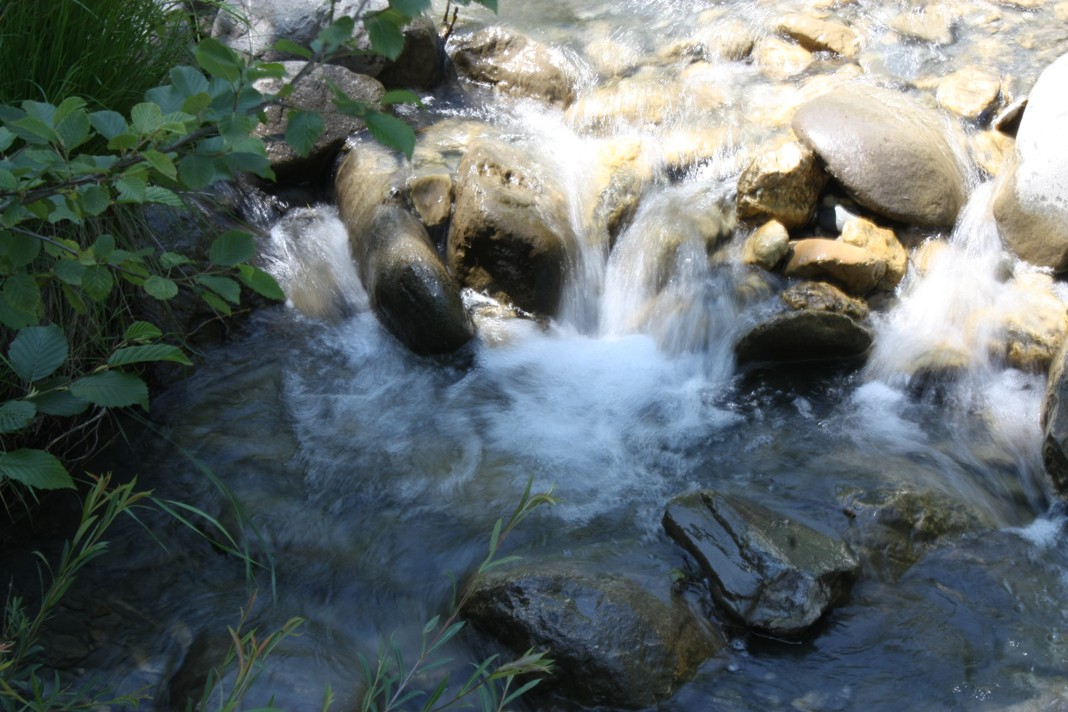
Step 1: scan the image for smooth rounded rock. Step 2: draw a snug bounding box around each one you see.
[785,238,887,296]
[743,221,791,271]
[781,280,870,320]
[839,217,908,291]
[792,84,969,228]
[734,309,874,364]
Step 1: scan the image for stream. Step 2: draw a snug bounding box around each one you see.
[10,0,1068,710]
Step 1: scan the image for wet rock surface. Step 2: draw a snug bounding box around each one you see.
[734,309,874,365]
[736,141,827,229]
[663,491,859,636]
[792,84,969,228]
[464,568,720,708]
[448,26,578,106]
[784,238,886,296]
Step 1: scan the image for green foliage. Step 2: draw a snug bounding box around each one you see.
[359,481,557,712]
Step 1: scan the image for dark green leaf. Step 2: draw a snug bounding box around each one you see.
[109,344,192,367]
[199,290,232,315]
[209,230,256,267]
[130,103,164,134]
[196,274,241,304]
[314,16,356,54]
[160,251,192,269]
[124,321,163,342]
[107,133,140,151]
[143,275,178,300]
[177,153,219,190]
[170,65,210,97]
[61,283,87,315]
[195,38,242,83]
[284,110,324,158]
[33,389,89,417]
[364,110,415,158]
[3,232,41,268]
[0,449,74,490]
[92,233,115,260]
[222,151,272,179]
[70,371,148,409]
[10,116,56,144]
[0,400,36,434]
[21,100,56,125]
[7,324,67,383]
[144,186,184,208]
[390,0,432,15]
[55,109,91,151]
[78,184,111,216]
[2,273,41,315]
[365,12,407,61]
[0,167,15,190]
[89,110,127,139]
[181,92,213,115]
[81,264,115,302]
[272,39,313,60]
[143,85,183,115]
[0,298,37,329]
[53,259,85,285]
[116,175,147,203]
[143,149,177,180]
[0,127,15,152]
[237,264,285,300]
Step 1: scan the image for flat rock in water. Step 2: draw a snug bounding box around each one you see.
[993,53,1068,272]
[734,309,873,365]
[463,568,720,708]
[792,84,969,228]
[663,491,859,636]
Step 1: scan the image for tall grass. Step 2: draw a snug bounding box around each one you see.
[0,0,192,113]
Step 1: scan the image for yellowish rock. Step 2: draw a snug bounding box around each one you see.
[890,6,956,45]
[743,221,791,270]
[974,278,1068,372]
[970,130,1013,178]
[784,238,887,295]
[911,239,948,277]
[936,67,1002,121]
[737,140,827,229]
[776,14,861,58]
[756,37,814,81]
[565,74,676,132]
[839,217,908,290]
[1057,3,1068,22]
[408,171,453,229]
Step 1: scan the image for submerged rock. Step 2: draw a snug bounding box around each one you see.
[1043,339,1068,494]
[448,139,573,316]
[448,27,578,107]
[663,491,859,636]
[464,568,720,708]
[792,84,969,228]
[993,53,1068,271]
[734,309,874,365]
[775,13,861,58]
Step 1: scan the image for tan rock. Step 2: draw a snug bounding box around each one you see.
[408,171,453,229]
[1057,3,1068,22]
[936,67,1002,121]
[970,130,1013,178]
[743,221,790,270]
[776,14,861,58]
[736,141,828,229]
[661,127,735,176]
[982,275,1068,372]
[565,74,676,132]
[911,239,948,277]
[996,0,1043,7]
[839,217,908,290]
[692,14,756,62]
[890,6,956,45]
[781,280,869,320]
[449,26,577,107]
[756,37,814,81]
[784,238,887,295]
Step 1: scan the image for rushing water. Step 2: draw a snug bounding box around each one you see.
[10,0,1068,710]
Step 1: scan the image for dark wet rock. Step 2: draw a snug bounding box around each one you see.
[1043,339,1068,494]
[780,281,869,321]
[784,238,886,296]
[447,139,573,316]
[734,309,873,365]
[377,15,446,90]
[254,62,384,181]
[839,488,996,579]
[448,26,578,107]
[792,84,969,228]
[464,568,720,708]
[336,144,474,354]
[993,53,1068,272]
[736,140,827,229]
[994,95,1027,136]
[663,491,859,636]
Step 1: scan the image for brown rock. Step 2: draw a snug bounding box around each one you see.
[408,170,453,229]
[776,14,861,58]
[736,141,827,229]
[449,26,577,107]
[936,67,1002,121]
[785,238,887,295]
[839,217,908,290]
[781,281,869,320]
[756,37,814,80]
[734,309,874,364]
[743,221,791,271]
[890,6,956,45]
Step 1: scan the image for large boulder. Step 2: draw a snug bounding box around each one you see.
[993,53,1068,271]
[734,309,874,365]
[463,568,720,708]
[336,144,474,354]
[254,62,384,180]
[448,27,578,107]
[664,491,859,637]
[736,141,827,229]
[447,140,574,316]
[792,84,969,228]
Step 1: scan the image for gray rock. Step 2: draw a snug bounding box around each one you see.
[376,15,446,90]
[792,84,969,228]
[1043,340,1068,495]
[254,62,384,181]
[447,140,573,316]
[463,568,720,708]
[336,144,474,354]
[448,26,578,106]
[663,491,859,636]
[993,53,1068,272]
[734,309,873,365]
[781,281,869,321]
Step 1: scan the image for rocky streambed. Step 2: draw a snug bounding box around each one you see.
[8,0,1068,710]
